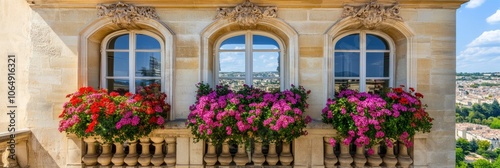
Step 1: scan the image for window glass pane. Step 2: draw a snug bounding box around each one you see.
[107,79,129,94]
[220,35,245,50]
[135,52,161,77]
[108,34,129,50]
[135,79,161,93]
[335,79,360,92]
[253,35,279,50]
[366,52,390,77]
[366,34,389,50]
[253,78,280,92]
[136,34,161,49]
[219,52,245,78]
[334,52,360,77]
[366,79,389,94]
[219,78,245,91]
[253,52,279,77]
[335,34,360,50]
[107,52,129,76]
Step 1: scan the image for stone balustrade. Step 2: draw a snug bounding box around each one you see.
[0,129,31,168]
[78,120,427,168]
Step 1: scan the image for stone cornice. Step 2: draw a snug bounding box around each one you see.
[27,0,468,9]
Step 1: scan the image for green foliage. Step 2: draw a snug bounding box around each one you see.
[457,138,471,152]
[456,161,468,168]
[473,159,492,168]
[471,139,479,152]
[456,148,465,164]
[490,118,500,129]
[478,140,491,151]
[492,157,500,167]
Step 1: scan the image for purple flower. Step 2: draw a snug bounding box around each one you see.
[131,115,140,126]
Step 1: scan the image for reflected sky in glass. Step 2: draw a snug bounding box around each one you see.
[366,34,389,50]
[136,34,161,49]
[366,52,390,77]
[335,34,359,50]
[334,52,360,77]
[253,35,279,50]
[220,35,245,50]
[108,34,129,50]
[107,52,129,76]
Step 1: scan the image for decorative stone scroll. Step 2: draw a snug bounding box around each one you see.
[215,0,277,27]
[97,2,159,28]
[341,0,403,29]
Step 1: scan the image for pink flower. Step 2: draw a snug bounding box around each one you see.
[329,138,336,147]
[367,148,374,155]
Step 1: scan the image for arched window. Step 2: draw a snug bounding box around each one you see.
[101,30,164,93]
[333,31,394,93]
[215,31,284,91]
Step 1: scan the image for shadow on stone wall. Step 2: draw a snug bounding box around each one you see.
[29,134,58,167]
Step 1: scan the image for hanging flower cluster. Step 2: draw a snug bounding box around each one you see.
[58,83,170,143]
[187,83,312,146]
[322,85,432,151]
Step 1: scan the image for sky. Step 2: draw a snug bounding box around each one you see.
[457,0,500,72]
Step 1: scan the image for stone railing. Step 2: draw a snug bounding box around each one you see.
[78,120,428,168]
[0,129,31,168]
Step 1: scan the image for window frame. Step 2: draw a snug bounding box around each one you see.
[214,31,286,90]
[100,30,165,93]
[331,30,395,93]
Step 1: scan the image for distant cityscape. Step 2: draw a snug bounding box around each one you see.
[456,72,500,107]
[219,71,280,92]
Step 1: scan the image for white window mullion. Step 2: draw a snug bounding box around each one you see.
[246,32,252,86]
[360,32,367,92]
[129,32,136,93]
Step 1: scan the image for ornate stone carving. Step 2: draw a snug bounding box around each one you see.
[342,0,403,29]
[97,2,159,28]
[215,0,277,27]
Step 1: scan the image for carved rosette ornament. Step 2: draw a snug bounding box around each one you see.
[215,0,277,28]
[342,0,403,29]
[97,2,159,28]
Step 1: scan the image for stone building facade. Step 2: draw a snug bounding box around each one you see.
[0,0,466,167]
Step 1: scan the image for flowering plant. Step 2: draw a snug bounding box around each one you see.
[322,89,389,152]
[58,83,170,143]
[381,86,433,147]
[187,83,311,146]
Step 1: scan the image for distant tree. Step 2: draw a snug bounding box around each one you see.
[471,140,479,152]
[490,118,500,129]
[478,140,491,151]
[492,157,500,168]
[492,100,500,117]
[457,148,465,164]
[473,159,492,168]
[457,138,471,152]
[473,104,487,117]
[483,150,498,160]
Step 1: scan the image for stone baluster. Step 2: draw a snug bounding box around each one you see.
[266,142,279,165]
[338,140,353,168]
[233,143,248,166]
[398,142,413,168]
[204,140,218,166]
[97,143,112,166]
[383,142,398,168]
[218,140,233,165]
[164,137,177,167]
[252,139,265,166]
[124,140,139,166]
[112,142,126,166]
[82,138,98,166]
[150,137,165,166]
[138,137,152,166]
[367,143,382,167]
[0,149,3,168]
[354,145,366,168]
[279,141,293,165]
[324,137,338,168]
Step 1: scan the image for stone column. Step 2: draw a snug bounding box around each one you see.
[383,143,397,168]
[82,138,98,166]
[233,143,248,166]
[367,144,382,167]
[124,140,139,166]
[203,140,217,166]
[398,142,413,168]
[252,140,265,166]
[111,142,125,166]
[279,141,293,166]
[164,137,177,167]
[97,143,112,166]
[150,137,165,166]
[338,140,353,168]
[218,140,232,165]
[266,142,279,165]
[324,137,338,168]
[354,145,366,168]
[138,137,152,166]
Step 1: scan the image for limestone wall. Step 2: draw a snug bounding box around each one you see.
[0,1,460,167]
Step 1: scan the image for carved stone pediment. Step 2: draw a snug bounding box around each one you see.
[215,0,277,28]
[97,2,159,28]
[342,0,403,29]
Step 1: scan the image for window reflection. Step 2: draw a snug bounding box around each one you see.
[136,34,161,49]
[108,34,129,50]
[334,52,360,77]
[107,79,130,94]
[366,79,389,94]
[253,35,279,50]
[107,52,129,76]
[220,35,245,50]
[335,34,360,50]
[335,79,360,91]
[366,34,389,50]
[366,52,390,77]
[135,52,161,77]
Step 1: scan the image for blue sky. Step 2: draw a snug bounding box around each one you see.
[457,0,500,72]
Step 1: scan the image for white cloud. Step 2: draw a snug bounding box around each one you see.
[487,10,500,24]
[465,0,485,8]
[467,30,500,47]
[458,30,500,72]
